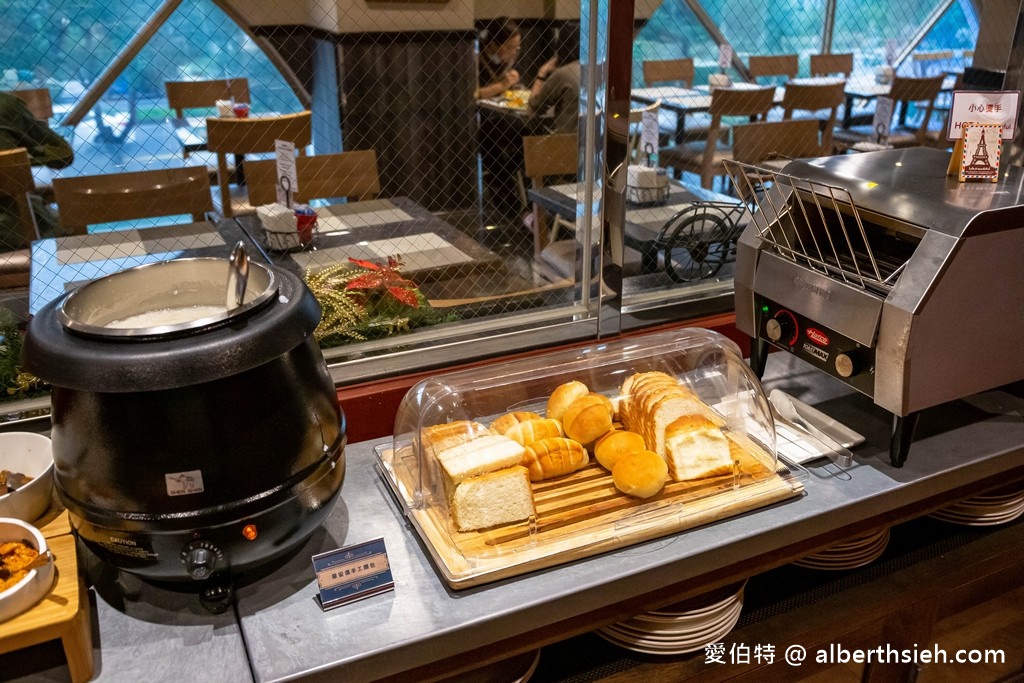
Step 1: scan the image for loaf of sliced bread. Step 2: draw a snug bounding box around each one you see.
[451,466,535,531]
[620,371,730,482]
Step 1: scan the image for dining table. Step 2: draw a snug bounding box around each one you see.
[838,72,959,127]
[527,178,745,276]
[236,196,505,285]
[631,83,786,145]
[28,219,264,315]
[632,73,960,142]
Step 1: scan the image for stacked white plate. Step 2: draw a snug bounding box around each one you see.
[439,649,540,683]
[792,527,890,570]
[595,581,745,655]
[929,485,1024,527]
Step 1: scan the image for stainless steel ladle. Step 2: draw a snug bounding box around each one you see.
[226,241,250,311]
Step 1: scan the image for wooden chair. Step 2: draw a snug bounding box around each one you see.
[832,75,945,152]
[658,86,775,189]
[641,59,708,144]
[4,89,54,121]
[780,80,846,152]
[0,149,37,287]
[206,110,312,218]
[52,166,213,233]
[732,119,822,168]
[245,151,381,206]
[926,72,965,149]
[165,79,250,120]
[165,79,250,164]
[523,133,577,258]
[912,50,955,77]
[809,53,854,77]
[642,58,695,87]
[747,54,799,83]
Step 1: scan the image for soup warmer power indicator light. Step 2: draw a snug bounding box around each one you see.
[242,524,258,541]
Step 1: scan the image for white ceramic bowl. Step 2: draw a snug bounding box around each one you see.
[0,432,54,522]
[0,517,55,622]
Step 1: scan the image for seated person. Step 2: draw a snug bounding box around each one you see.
[0,92,73,170]
[476,17,522,100]
[0,91,74,251]
[527,22,581,134]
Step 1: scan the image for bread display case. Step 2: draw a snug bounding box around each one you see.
[376,328,805,588]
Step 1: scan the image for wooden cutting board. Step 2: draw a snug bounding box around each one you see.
[385,436,803,588]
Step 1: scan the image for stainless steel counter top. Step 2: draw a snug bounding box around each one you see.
[234,353,1024,682]
[6,353,1022,681]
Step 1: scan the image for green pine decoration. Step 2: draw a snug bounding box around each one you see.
[304,257,457,345]
[0,308,47,400]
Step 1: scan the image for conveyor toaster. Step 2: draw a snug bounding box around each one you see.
[730,147,1024,467]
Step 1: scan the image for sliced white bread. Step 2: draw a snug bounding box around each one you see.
[422,420,489,460]
[664,414,735,481]
[451,466,535,531]
[436,434,526,484]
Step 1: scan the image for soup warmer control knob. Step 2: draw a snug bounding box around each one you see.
[182,541,223,580]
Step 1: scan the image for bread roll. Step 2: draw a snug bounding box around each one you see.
[436,434,526,484]
[489,411,542,436]
[522,437,589,481]
[451,466,535,531]
[546,381,589,421]
[612,450,668,498]
[664,414,734,481]
[594,430,646,471]
[562,394,614,444]
[505,418,564,446]
[422,420,488,459]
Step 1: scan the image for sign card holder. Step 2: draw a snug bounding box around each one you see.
[945,90,1019,179]
[275,139,298,207]
[312,537,395,611]
[871,97,895,144]
[957,123,1002,183]
[717,44,733,71]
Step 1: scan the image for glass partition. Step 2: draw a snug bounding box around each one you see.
[0,0,982,408]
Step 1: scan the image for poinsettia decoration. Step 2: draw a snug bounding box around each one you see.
[305,256,457,344]
[344,256,420,308]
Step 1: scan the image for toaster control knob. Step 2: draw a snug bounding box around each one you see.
[182,541,222,580]
[835,352,857,378]
[766,311,797,346]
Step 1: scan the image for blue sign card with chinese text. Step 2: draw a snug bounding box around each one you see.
[312,537,394,611]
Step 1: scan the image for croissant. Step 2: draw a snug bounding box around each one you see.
[523,437,589,481]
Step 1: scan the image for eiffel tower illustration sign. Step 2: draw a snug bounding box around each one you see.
[959,123,1002,183]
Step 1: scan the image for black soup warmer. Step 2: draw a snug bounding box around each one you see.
[22,256,346,592]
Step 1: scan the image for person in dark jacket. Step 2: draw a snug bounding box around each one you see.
[0,92,73,250]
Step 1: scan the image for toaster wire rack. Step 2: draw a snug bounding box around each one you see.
[723,160,909,297]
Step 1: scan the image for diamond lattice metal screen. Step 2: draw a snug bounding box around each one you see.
[0,0,982,404]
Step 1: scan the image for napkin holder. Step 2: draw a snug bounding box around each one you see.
[257,203,302,251]
[626,165,669,206]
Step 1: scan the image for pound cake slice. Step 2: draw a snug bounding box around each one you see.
[451,466,535,531]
